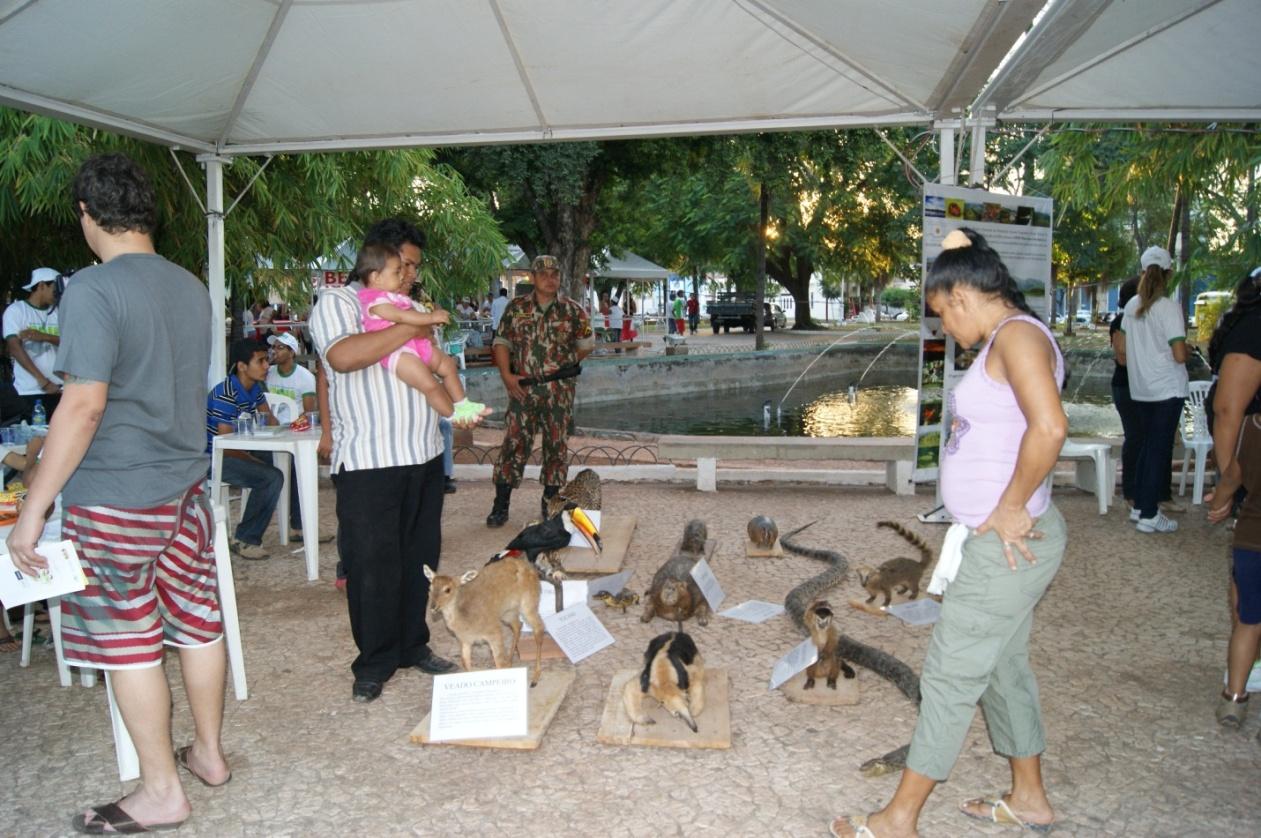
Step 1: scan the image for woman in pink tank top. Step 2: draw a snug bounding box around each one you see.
[833,228,1067,838]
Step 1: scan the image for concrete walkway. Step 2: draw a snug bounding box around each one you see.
[2,479,1256,836]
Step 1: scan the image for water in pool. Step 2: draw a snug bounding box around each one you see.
[576,375,1121,438]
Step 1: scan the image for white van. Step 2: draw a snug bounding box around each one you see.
[1190,290,1233,328]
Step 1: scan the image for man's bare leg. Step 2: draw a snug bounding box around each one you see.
[395,354,454,417]
[958,755,1054,828]
[176,639,231,785]
[87,665,191,827]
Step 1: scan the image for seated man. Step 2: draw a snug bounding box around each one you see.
[207,340,309,558]
[265,332,316,418]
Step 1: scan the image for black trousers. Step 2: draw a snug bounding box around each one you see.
[333,456,445,682]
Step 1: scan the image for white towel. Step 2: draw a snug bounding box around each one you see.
[926,523,969,596]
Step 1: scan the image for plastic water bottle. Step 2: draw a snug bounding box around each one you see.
[31,399,46,428]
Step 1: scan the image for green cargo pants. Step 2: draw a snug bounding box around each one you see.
[907,504,1066,781]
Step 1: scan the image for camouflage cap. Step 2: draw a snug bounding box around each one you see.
[531,254,560,273]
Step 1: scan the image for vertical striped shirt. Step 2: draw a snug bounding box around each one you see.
[309,287,443,472]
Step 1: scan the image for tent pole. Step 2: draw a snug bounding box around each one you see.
[198,154,230,382]
[937,123,956,185]
[968,121,986,186]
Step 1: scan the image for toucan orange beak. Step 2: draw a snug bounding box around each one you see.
[570,507,602,553]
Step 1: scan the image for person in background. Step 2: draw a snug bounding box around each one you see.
[486,255,595,526]
[1109,277,1142,512]
[672,291,686,336]
[608,297,624,343]
[1205,266,1261,738]
[666,291,677,335]
[1119,246,1189,533]
[265,332,316,416]
[4,267,63,421]
[491,287,510,339]
[207,340,303,559]
[833,227,1065,837]
[8,152,230,833]
[621,291,638,342]
[687,292,701,335]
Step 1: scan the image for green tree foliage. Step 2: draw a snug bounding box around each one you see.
[0,108,506,313]
[441,140,683,301]
[1040,124,1261,307]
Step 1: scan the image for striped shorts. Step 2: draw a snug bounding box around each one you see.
[60,486,222,669]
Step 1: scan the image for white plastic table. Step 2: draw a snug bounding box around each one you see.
[210,427,322,580]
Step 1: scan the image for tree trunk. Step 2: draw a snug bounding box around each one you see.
[755,182,768,350]
[1064,280,1075,337]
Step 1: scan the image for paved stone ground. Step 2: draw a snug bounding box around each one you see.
[3,479,1258,836]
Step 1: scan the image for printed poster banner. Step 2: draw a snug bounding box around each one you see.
[913,185,1053,483]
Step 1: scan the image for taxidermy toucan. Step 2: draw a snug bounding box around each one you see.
[502,503,602,563]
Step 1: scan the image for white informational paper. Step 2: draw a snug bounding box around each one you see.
[0,540,86,608]
[718,600,785,623]
[522,579,592,633]
[885,598,942,625]
[542,602,614,663]
[769,637,819,690]
[567,509,602,548]
[689,557,725,611]
[587,568,632,598]
[428,667,529,742]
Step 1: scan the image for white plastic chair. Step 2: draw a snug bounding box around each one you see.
[1179,381,1214,505]
[1059,438,1114,515]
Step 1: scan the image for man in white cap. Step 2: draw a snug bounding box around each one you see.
[3,267,63,420]
[265,332,316,416]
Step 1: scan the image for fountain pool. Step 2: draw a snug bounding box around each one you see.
[575,375,1122,439]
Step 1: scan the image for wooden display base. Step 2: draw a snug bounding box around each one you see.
[779,670,860,706]
[744,537,784,558]
[409,668,574,750]
[516,632,568,661]
[558,515,637,574]
[597,668,730,750]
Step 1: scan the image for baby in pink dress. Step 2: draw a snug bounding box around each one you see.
[353,243,490,426]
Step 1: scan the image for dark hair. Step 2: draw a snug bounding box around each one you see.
[1117,276,1140,310]
[1135,263,1171,317]
[1208,267,1261,372]
[351,242,398,286]
[924,227,1039,321]
[363,217,426,251]
[72,153,158,234]
[499,288,508,297]
[229,339,266,375]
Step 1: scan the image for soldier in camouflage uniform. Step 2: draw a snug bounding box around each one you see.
[486,255,595,527]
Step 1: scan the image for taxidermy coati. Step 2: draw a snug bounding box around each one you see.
[856,521,934,607]
[622,631,706,732]
[803,599,855,689]
[781,522,922,777]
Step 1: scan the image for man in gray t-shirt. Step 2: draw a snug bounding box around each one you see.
[7,154,231,833]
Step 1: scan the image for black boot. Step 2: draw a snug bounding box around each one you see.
[486,483,512,528]
[541,485,561,518]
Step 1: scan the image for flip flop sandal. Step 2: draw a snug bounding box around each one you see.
[71,801,184,834]
[829,814,878,837]
[175,745,232,788]
[960,796,1054,833]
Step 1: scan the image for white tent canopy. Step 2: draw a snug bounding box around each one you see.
[2,0,1257,374]
[591,251,671,282]
[978,0,1261,123]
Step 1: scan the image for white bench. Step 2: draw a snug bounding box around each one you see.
[656,435,915,495]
